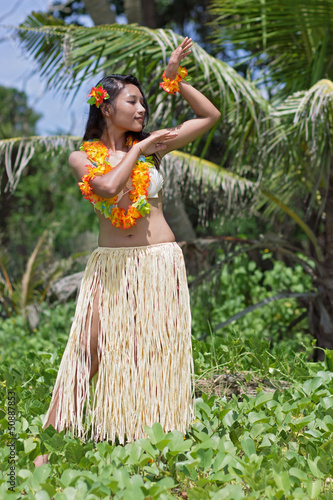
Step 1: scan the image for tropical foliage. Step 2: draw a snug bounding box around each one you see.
[210,0,333,97]
[1,3,333,498]
[0,86,41,140]
[1,297,333,498]
[4,2,333,350]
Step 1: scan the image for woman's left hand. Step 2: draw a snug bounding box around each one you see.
[165,37,192,80]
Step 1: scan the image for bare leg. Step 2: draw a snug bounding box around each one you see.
[34,289,100,467]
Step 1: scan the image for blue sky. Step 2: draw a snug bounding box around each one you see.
[0,0,97,136]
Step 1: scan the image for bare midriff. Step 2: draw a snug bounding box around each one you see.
[96,190,175,248]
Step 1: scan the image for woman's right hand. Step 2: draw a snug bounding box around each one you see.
[134,129,178,156]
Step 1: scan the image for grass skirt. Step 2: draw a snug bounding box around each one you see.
[43,242,195,444]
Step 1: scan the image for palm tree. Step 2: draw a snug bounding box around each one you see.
[3,4,333,353]
[3,13,266,237]
[209,0,333,354]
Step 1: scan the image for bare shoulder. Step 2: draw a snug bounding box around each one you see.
[68,150,87,168]
[68,150,90,182]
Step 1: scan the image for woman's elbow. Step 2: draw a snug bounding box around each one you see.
[90,178,118,198]
[212,108,221,124]
[101,186,118,199]
[102,179,122,199]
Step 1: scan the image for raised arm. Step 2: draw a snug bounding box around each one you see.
[158,37,221,156]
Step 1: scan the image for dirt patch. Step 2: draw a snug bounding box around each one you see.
[195,371,291,399]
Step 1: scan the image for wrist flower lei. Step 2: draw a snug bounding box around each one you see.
[78,138,153,229]
[160,66,188,94]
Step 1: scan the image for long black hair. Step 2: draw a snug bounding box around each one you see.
[83,74,150,142]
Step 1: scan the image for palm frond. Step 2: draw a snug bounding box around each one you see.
[163,151,259,225]
[0,129,323,254]
[1,132,319,246]
[0,135,81,193]
[175,146,325,258]
[19,229,50,316]
[0,253,13,294]
[210,0,333,98]
[263,79,333,220]
[1,13,276,190]
[14,13,268,130]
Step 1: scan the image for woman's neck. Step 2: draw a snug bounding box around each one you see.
[101,126,126,152]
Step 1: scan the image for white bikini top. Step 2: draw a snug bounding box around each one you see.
[117,166,164,201]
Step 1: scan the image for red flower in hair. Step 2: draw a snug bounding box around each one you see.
[87,85,109,108]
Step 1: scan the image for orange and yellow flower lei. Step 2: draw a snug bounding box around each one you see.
[160,66,188,94]
[78,138,153,229]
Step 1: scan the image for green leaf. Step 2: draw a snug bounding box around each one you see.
[24,436,37,454]
[196,401,213,420]
[210,471,234,483]
[307,478,322,499]
[41,429,65,452]
[167,431,192,454]
[249,423,267,439]
[254,392,274,408]
[324,349,333,372]
[32,464,51,484]
[317,455,332,475]
[122,475,145,500]
[210,483,245,498]
[292,415,314,431]
[303,377,325,395]
[193,436,218,451]
[197,448,214,471]
[113,468,131,490]
[307,457,325,478]
[223,410,239,427]
[248,411,270,424]
[54,486,78,499]
[320,397,333,409]
[289,467,308,481]
[143,422,167,444]
[59,469,81,488]
[210,0,333,98]
[273,470,291,493]
[136,438,159,459]
[96,441,113,457]
[125,442,142,465]
[21,417,29,431]
[146,477,175,496]
[64,442,85,463]
[39,482,56,498]
[186,486,211,499]
[241,437,256,457]
[18,469,32,479]
[35,491,50,500]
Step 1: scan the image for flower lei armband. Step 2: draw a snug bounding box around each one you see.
[78,138,154,230]
[160,66,188,95]
[87,84,109,108]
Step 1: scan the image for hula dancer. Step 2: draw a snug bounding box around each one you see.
[35,37,220,466]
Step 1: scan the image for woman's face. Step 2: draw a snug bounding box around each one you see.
[109,84,146,132]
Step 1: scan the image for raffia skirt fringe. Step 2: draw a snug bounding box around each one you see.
[43,242,195,444]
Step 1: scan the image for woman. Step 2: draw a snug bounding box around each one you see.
[35,37,220,465]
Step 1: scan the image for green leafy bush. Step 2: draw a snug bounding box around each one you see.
[190,251,314,358]
[1,303,333,499]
